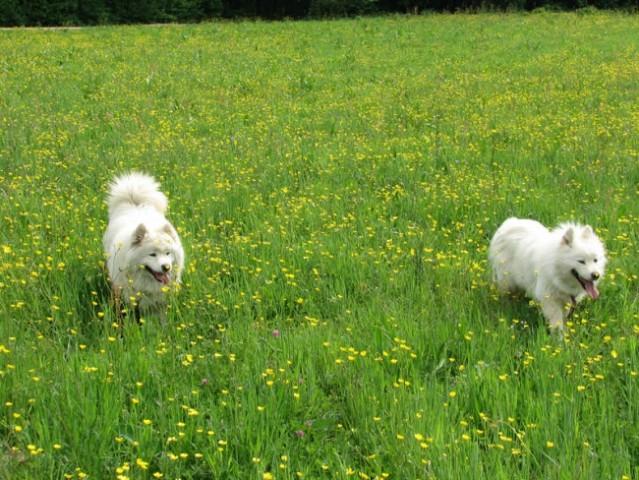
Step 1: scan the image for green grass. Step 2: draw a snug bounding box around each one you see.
[1,11,639,479]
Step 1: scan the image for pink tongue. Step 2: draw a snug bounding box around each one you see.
[153,271,170,285]
[583,280,599,299]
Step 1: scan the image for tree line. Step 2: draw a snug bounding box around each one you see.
[0,0,634,26]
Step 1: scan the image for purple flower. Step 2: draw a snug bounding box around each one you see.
[272,330,280,338]
[295,430,305,437]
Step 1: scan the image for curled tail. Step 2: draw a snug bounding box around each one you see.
[106,172,168,217]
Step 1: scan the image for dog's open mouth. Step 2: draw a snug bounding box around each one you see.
[145,266,171,285]
[571,269,599,299]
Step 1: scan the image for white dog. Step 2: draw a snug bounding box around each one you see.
[103,172,184,316]
[488,217,606,332]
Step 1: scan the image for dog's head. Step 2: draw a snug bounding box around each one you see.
[131,223,182,286]
[560,224,606,299]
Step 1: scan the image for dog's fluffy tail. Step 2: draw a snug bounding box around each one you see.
[106,172,168,216]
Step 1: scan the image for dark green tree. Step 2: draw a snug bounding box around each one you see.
[0,0,26,25]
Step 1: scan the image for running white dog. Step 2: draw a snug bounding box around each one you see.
[103,172,184,315]
[488,217,606,332]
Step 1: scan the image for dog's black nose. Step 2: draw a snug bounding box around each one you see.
[592,272,600,280]
[162,264,171,272]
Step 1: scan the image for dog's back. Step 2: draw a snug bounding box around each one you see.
[488,217,549,293]
[106,172,168,218]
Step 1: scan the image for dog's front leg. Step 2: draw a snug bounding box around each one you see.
[539,297,566,333]
[111,284,126,322]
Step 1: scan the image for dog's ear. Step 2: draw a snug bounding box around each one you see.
[561,227,574,246]
[162,223,178,241]
[582,225,594,238]
[132,224,148,246]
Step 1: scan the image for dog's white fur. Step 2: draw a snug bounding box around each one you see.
[488,217,606,332]
[103,172,184,313]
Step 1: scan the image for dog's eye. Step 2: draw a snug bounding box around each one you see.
[594,258,598,263]
[150,253,157,257]
[578,260,586,264]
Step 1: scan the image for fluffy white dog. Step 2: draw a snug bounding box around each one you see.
[488,217,606,332]
[103,172,184,316]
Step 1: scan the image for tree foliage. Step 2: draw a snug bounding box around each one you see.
[0,0,635,26]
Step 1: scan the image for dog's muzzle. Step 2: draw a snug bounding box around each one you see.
[571,269,600,299]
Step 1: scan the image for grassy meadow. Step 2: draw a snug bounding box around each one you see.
[2,12,639,479]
